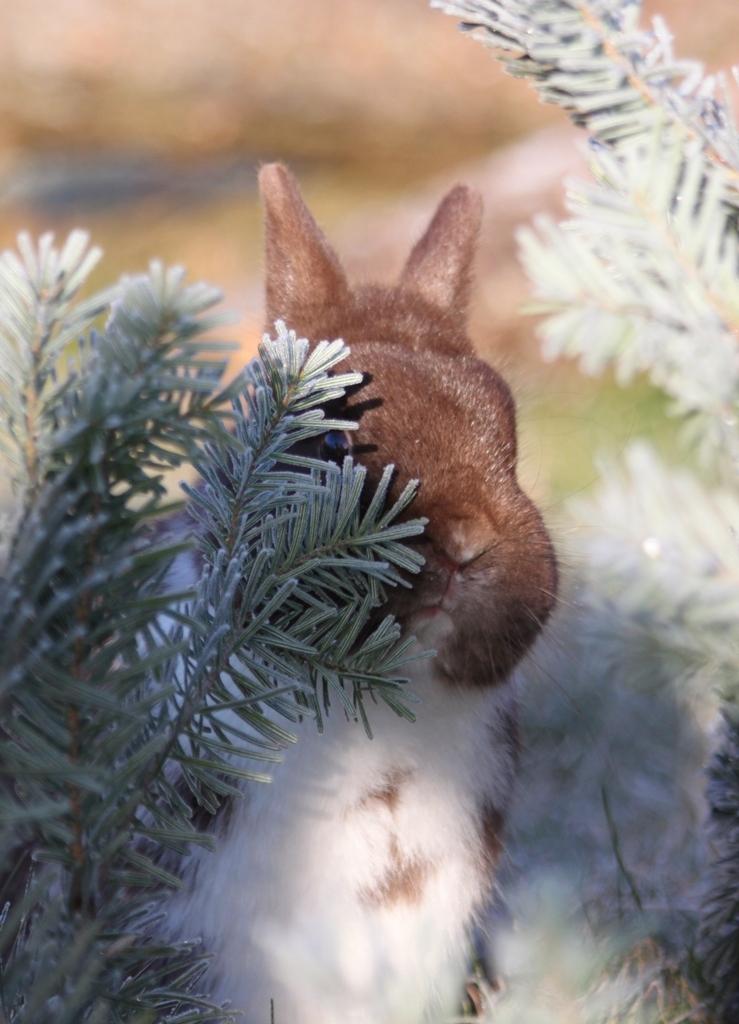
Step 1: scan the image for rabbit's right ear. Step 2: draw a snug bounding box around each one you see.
[400,184,482,316]
[259,163,349,329]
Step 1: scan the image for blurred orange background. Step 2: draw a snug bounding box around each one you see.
[1,0,736,502]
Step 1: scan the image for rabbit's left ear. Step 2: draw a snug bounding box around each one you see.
[259,162,349,330]
[399,185,482,315]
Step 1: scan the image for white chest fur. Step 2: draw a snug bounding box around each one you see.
[169,626,518,1024]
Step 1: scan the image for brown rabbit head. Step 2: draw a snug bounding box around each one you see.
[259,163,557,688]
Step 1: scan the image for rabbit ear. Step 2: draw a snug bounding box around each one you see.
[400,185,482,314]
[259,163,349,329]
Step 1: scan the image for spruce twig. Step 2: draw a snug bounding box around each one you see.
[0,237,425,1021]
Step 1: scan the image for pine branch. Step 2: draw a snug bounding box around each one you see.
[567,443,739,709]
[433,0,739,464]
[518,138,739,463]
[432,0,739,182]
[0,235,239,1022]
[180,324,425,749]
[0,237,426,1021]
[0,231,110,503]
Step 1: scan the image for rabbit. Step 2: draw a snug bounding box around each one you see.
[167,164,558,1024]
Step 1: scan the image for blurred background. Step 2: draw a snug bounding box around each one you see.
[1,0,737,506]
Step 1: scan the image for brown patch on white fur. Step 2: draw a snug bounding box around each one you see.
[355,767,413,814]
[359,835,433,908]
[477,706,518,874]
[259,162,558,690]
[353,770,427,908]
[479,803,505,872]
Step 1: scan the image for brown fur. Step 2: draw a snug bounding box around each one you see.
[359,835,433,908]
[355,767,414,814]
[259,163,557,689]
[479,803,505,872]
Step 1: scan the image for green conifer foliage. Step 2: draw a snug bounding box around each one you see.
[0,236,424,1021]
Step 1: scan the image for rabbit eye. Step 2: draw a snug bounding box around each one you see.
[320,429,352,463]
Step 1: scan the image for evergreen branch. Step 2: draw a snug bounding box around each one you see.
[0,234,238,1021]
[568,443,739,710]
[178,323,426,766]
[434,0,739,464]
[0,231,110,503]
[432,0,739,182]
[0,257,426,1021]
[517,138,739,460]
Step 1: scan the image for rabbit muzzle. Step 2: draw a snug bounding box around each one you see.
[393,500,557,689]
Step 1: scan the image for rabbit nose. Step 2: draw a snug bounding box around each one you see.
[436,521,491,563]
[431,542,487,576]
[432,548,462,576]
